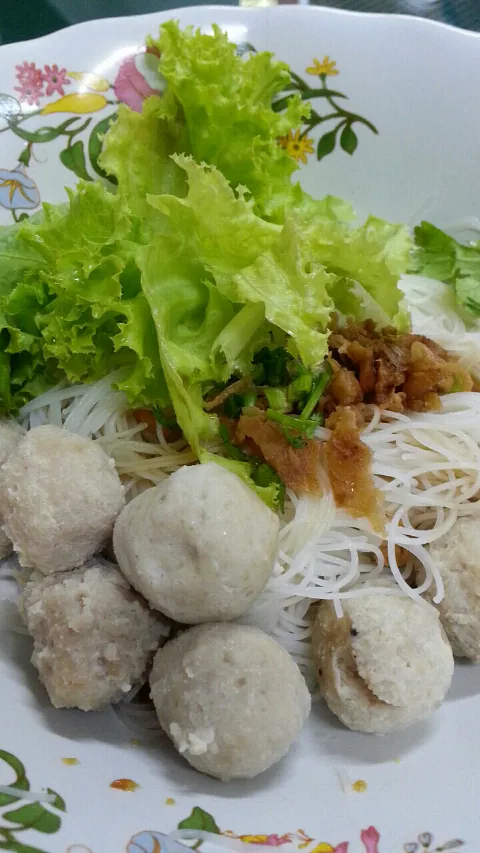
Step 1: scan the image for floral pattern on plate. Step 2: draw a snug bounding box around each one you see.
[0,749,66,853]
[0,48,160,221]
[0,47,376,221]
[123,809,465,853]
[277,56,377,163]
[0,755,467,853]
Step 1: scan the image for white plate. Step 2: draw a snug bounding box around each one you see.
[0,6,479,852]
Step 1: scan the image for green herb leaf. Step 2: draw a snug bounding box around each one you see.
[287,369,312,404]
[413,220,456,282]
[218,422,248,462]
[266,408,319,447]
[301,361,332,419]
[253,347,293,387]
[413,221,480,319]
[264,386,288,412]
[223,393,248,420]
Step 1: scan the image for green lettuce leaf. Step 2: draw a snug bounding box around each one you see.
[148,155,333,370]
[137,238,234,453]
[211,302,268,377]
[99,20,309,225]
[300,211,412,325]
[139,155,341,452]
[200,450,281,510]
[0,219,46,297]
[20,183,132,256]
[0,19,414,441]
[413,220,480,317]
[0,182,168,412]
[147,21,308,220]
[147,154,280,272]
[224,215,333,367]
[98,97,187,222]
[325,276,362,320]
[0,226,53,411]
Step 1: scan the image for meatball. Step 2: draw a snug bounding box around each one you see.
[0,425,125,573]
[113,463,279,623]
[21,559,169,711]
[312,589,454,733]
[0,420,24,559]
[427,517,480,661]
[150,623,311,780]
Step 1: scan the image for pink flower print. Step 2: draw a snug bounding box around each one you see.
[360,827,380,853]
[14,61,44,105]
[14,81,44,106]
[334,844,349,853]
[113,54,160,112]
[15,61,42,87]
[41,64,70,97]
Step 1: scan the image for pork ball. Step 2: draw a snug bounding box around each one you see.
[0,425,125,573]
[150,623,310,780]
[0,420,24,559]
[427,517,480,661]
[113,463,279,623]
[21,559,169,710]
[312,589,454,733]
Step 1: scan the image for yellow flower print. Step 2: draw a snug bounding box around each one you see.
[40,92,108,115]
[68,71,110,92]
[278,129,314,165]
[306,56,339,77]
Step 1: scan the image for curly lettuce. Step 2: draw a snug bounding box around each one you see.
[0,19,413,449]
[149,22,308,221]
[0,182,169,412]
[139,155,337,448]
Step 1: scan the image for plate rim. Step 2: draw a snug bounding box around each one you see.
[0,2,479,56]
[0,3,479,850]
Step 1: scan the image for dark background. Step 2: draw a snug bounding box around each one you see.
[0,0,478,46]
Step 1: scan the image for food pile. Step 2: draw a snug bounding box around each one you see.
[3,425,309,780]
[1,21,480,784]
